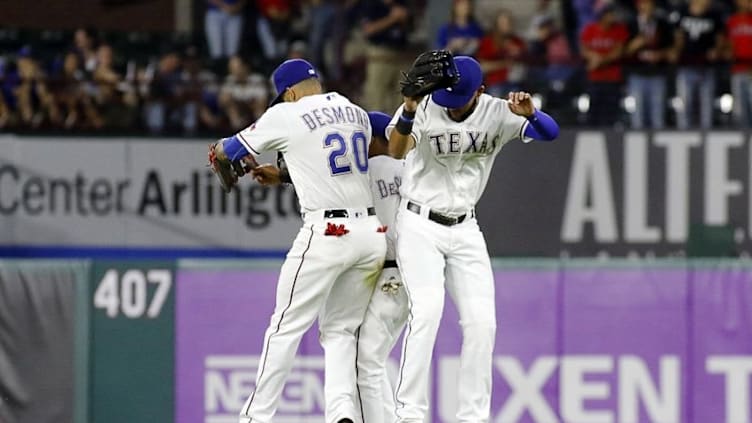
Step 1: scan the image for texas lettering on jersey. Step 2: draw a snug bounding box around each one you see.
[427,131,500,156]
[386,93,529,215]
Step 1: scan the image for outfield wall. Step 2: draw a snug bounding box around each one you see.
[2,131,752,258]
[2,259,751,423]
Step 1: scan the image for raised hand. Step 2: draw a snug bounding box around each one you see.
[507,91,535,117]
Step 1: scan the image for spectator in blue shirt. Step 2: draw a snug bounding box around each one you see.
[436,0,484,56]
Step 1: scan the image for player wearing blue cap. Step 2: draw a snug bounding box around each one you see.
[252,110,408,423]
[386,55,559,423]
[220,58,387,423]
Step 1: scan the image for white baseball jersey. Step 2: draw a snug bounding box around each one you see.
[368,155,403,260]
[237,92,373,213]
[386,93,531,216]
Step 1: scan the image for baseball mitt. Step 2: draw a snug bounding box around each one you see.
[399,49,460,98]
[207,139,252,193]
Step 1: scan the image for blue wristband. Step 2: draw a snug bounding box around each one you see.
[223,135,250,161]
[523,110,559,141]
[395,110,415,135]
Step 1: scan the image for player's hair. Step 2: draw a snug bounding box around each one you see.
[296,78,322,91]
[284,78,322,102]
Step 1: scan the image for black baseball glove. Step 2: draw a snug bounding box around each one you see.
[399,49,460,98]
[207,139,254,193]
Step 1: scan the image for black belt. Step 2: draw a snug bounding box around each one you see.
[384,260,398,268]
[406,201,471,226]
[323,207,376,219]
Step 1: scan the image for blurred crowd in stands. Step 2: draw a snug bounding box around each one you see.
[0,0,750,135]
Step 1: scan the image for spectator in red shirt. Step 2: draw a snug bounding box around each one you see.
[477,10,526,98]
[579,3,629,126]
[727,0,752,127]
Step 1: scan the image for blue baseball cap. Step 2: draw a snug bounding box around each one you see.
[270,58,319,106]
[432,56,483,109]
[368,111,391,139]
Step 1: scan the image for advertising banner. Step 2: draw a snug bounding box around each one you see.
[2,132,751,256]
[175,262,752,423]
[481,131,752,257]
[0,136,301,251]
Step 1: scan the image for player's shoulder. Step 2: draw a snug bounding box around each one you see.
[478,93,508,113]
[369,154,403,166]
[369,154,404,174]
[255,102,291,126]
[320,91,359,106]
[422,95,447,117]
[265,100,296,116]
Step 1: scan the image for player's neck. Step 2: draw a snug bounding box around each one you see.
[447,98,478,122]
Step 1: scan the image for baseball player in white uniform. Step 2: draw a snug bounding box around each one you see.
[216,58,387,423]
[355,111,408,423]
[250,110,406,423]
[386,55,560,422]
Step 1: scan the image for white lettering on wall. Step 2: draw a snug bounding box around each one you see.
[562,133,618,243]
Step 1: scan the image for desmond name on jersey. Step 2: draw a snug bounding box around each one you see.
[300,105,371,132]
[427,130,501,156]
[374,175,401,200]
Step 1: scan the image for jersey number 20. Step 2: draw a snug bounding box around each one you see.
[324,131,368,175]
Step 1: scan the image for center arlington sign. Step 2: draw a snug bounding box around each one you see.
[0,137,302,251]
[0,166,297,227]
[1,132,751,256]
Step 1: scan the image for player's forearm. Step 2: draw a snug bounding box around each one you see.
[388,131,413,159]
[523,110,559,142]
[389,107,417,158]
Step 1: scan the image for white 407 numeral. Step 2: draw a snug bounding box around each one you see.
[94,269,172,318]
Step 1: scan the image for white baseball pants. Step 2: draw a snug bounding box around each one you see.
[393,204,496,423]
[239,210,386,423]
[356,267,409,423]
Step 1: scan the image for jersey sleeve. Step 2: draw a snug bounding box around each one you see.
[236,106,289,155]
[497,99,532,145]
[385,101,425,144]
